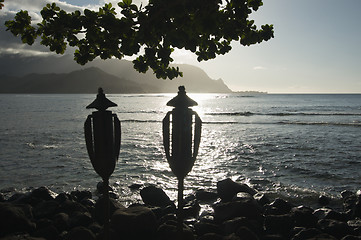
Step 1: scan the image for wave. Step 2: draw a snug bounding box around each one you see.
[206,112,361,117]
[278,121,361,127]
[118,119,361,127]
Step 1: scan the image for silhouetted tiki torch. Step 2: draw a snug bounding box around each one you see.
[163,86,202,234]
[84,88,121,239]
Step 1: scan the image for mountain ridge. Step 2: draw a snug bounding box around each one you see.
[0,54,233,93]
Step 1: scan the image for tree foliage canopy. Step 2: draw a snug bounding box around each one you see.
[5,0,274,79]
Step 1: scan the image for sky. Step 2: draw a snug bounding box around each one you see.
[1,0,361,93]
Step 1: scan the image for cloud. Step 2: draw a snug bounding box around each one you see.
[253,66,267,70]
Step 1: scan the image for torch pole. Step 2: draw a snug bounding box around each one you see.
[177,177,184,236]
[104,178,110,240]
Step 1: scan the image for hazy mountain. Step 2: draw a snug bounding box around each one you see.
[0,54,232,93]
[0,67,144,93]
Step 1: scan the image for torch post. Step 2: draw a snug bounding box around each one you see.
[163,86,202,237]
[84,88,121,240]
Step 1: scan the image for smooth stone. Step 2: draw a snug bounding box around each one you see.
[0,203,36,235]
[264,214,294,236]
[217,178,257,202]
[140,185,173,207]
[110,205,157,239]
[67,226,96,240]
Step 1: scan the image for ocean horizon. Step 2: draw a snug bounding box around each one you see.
[0,93,360,207]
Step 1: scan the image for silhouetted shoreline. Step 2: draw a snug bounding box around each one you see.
[1,178,360,240]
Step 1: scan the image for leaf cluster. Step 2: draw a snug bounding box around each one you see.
[5,0,274,79]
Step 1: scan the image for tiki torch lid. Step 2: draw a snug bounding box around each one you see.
[166,86,198,108]
[86,87,117,111]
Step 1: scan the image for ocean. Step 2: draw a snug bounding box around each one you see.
[0,93,360,207]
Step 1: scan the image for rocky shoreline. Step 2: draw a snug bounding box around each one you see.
[1,178,360,240]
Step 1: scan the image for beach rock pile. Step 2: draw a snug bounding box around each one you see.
[1,179,360,240]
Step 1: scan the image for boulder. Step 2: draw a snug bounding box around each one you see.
[33,200,60,219]
[291,205,318,228]
[264,214,294,236]
[0,203,36,236]
[59,199,89,215]
[318,195,330,206]
[197,233,223,240]
[235,227,259,240]
[223,217,262,236]
[32,220,59,240]
[70,190,92,202]
[156,222,194,240]
[140,185,173,207]
[318,219,353,239]
[31,187,56,202]
[52,212,70,232]
[0,235,46,240]
[213,198,262,223]
[183,199,201,219]
[69,211,93,228]
[94,196,125,224]
[217,178,257,202]
[111,205,157,239]
[264,198,293,215]
[67,226,96,240]
[291,228,323,240]
[195,190,218,202]
[194,222,223,236]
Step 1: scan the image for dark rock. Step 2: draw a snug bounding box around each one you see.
[52,212,70,232]
[318,219,353,239]
[0,235,46,240]
[224,233,242,240]
[194,222,223,236]
[341,190,355,200]
[80,198,95,210]
[313,208,347,221]
[235,226,259,240]
[254,193,271,206]
[318,195,330,206]
[306,233,337,240]
[54,192,71,203]
[140,185,173,207]
[33,200,60,219]
[291,205,317,228]
[69,211,93,228]
[129,183,142,190]
[70,190,92,202]
[197,233,223,240]
[223,217,262,236]
[88,222,102,235]
[31,187,56,202]
[183,199,201,219]
[264,214,294,236]
[156,222,194,240]
[110,205,157,239]
[213,198,262,223]
[292,228,323,240]
[0,193,5,202]
[261,234,286,240]
[8,192,35,205]
[67,226,96,240]
[341,236,361,240]
[0,203,36,236]
[216,178,257,202]
[265,198,293,215]
[195,190,218,202]
[32,223,59,240]
[59,199,89,215]
[94,196,125,224]
[232,192,254,202]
